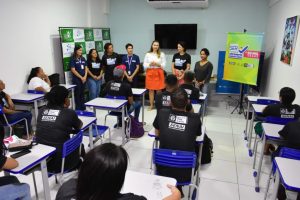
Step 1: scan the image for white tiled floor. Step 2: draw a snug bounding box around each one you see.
[1,92,279,200]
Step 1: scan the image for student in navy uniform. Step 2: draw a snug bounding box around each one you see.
[56,143,181,200]
[155,74,179,112]
[262,87,300,118]
[122,43,140,88]
[171,41,191,85]
[275,120,300,200]
[105,67,141,124]
[261,87,300,154]
[36,85,83,173]
[0,80,32,138]
[70,45,88,110]
[102,42,119,83]
[153,89,202,196]
[87,48,103,100]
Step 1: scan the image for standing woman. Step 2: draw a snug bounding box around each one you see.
[122,43,140,88]
[171,41,191,85]
[87,49,103,100]
[194,48,213,94]
[144,40,166,111]
[102,43,119,83]
[70,45,88,110]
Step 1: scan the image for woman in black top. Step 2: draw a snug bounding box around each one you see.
[194,48,213,93]
[87,49,103,100]
[171,42,191,85]
[102,43,119,83]
[36,85,83,173]
[56,143,181,200]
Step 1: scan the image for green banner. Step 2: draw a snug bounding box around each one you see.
[84,29,94,41]
[61,29,74,43]
[102,29,111,40]
[223,32,264,85]
[95,41,103,52]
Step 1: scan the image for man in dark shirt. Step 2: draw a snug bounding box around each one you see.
[155,74,178,112]
[105,67,141,124]
[0,80,32,138]
[262,87,300,118]
[153,89,202,194]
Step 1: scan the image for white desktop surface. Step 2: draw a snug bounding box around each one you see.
[85,97,128,109]
[78,116,97,130]
[11,93,45,102]
[132,88,147,95]
[199,93,208,101]
[60,84,76,90]
[262,123,284,139]
[6,144,56,174]
[252,104,266,114]
[122,170,176,200]
[275,157,300,191]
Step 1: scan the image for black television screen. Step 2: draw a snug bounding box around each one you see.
[154,24,197,49]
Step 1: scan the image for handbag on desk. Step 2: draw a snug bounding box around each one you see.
[3,135,32,152]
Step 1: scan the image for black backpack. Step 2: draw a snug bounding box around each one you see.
[201,134,213,164]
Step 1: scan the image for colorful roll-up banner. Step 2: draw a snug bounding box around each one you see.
[223,32,264,86]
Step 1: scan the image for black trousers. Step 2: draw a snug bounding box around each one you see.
[73,78,86,110]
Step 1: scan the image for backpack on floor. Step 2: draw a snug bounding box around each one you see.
[201,134,213,164]
[129,115,144,138]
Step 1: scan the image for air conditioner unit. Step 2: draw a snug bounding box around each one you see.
[147,0,209,9]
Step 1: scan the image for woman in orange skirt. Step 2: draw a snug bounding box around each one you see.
[144,40,166,110]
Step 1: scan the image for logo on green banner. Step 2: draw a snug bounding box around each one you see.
[63,57,71,72]
[84,29,94,41]
[95,41,103,52]
[61,29,74,43]
[102,29,110,40]
[75,42,86,54]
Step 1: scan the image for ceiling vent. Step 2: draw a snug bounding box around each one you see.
[147,0,209,9]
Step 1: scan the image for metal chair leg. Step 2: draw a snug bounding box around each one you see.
[32,172,38,199]
[264,168,274,200]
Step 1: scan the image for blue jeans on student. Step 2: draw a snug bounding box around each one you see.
[117,101,142,125]
[5,111,32,134]
[0,183,31,200]
[87,77,102,100]
[73,77,86,110]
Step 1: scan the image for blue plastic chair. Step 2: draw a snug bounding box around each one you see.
[153,148,199,199]
[76,110,111,143]
[27,90,44,94]
[253,117,297,169]
[264,147,300,199]
[0,105,29,138]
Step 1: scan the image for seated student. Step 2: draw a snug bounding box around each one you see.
[153,89,202,195]
[275,120,300,200]
[180,71,200,101]
[180,71,200,113]
[56,143,181,200]
[0,80,32,138]
[155,74,178,112]
[105,67,141,124]
[0,125,31,200]
[261,87,300,154]
[27,67,51,93]
[36,85,83,173]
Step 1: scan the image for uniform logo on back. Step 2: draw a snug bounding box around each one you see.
[168,114,188,131]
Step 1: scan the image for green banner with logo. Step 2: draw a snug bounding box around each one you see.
[59,27,111,84]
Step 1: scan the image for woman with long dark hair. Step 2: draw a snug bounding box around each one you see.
[27,67,51,93]
[102,42,119,83]
[171,41,191,85]
[56,143,181,200]
[70,45,88,110]
[144,40,166,111]
[36,85,83,173]
[87,48,103,100]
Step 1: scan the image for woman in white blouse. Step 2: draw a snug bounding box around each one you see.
[27,67,51,93]
[143,40,166,110]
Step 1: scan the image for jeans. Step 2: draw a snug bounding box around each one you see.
[0,183,31,200]
[117,101,142,124]
[73,78,86,110]
[87,77,102,100]
[5,111,32,134]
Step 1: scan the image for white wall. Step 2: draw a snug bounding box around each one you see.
[0,0,108,94]
[108,0,269,74]
[263,0,300,103]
